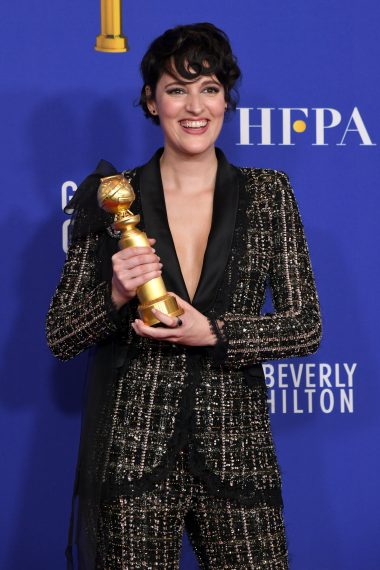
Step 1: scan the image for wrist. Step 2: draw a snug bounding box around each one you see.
[111,280,130,310]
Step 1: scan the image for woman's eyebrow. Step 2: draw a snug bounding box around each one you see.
[163,78,221,88]
[163,80,188,87]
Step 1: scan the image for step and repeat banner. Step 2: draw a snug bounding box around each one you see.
[1,1,379,568]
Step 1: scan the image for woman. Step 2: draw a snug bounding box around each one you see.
[47,22,322,570]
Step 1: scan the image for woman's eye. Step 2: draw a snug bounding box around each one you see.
[203,86,220,94]
[166,87,185,95]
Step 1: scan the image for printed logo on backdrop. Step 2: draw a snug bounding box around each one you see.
[237,107,376,146]
[264,362,357,414]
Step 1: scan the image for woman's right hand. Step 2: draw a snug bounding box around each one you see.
[111,238,162,309]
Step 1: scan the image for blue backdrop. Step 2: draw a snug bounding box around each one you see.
[1,1,380,568]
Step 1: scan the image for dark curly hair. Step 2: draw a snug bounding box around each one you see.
[139,22,241,125]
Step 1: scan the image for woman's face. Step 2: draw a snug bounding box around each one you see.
[147,72,226,158]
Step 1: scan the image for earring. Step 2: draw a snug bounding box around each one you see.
[151,109,157,115]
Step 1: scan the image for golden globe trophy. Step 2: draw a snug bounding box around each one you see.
[97,174,184,326]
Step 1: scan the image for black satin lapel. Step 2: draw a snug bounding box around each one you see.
[192,149,240,313]
[138,149,190,302]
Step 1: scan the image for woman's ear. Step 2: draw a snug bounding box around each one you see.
[145,85,157,115]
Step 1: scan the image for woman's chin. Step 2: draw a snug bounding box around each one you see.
[168,140,218,158]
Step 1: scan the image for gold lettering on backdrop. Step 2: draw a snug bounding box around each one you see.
[95,0,128,53]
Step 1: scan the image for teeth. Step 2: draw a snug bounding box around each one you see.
[180,120,208,128]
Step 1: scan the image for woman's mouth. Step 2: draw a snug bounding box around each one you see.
[180,120,208,128]
[179,119,209,133]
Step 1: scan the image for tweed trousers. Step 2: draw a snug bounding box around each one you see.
[95,446,289,570]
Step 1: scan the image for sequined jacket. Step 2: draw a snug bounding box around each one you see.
[46,148,321,562]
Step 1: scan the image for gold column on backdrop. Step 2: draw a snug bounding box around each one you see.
[95,0,128,53]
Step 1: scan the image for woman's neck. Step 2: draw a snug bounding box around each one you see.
[159,146,218,195]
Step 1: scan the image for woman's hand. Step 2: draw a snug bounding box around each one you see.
[111,238,162,309]
[131,292,217,347]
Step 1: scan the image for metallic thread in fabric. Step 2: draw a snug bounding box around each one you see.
[46,153,322,568]
[95,448,288,569]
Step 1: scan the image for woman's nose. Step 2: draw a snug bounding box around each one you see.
[185,93,204,114]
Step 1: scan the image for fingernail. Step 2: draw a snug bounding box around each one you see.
[151,248,156,253]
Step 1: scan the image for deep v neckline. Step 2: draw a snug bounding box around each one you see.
[153,159,208,303]
[137,148,240,313]
[160,165,216,303]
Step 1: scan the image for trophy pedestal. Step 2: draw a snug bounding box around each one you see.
[138,294,184,326]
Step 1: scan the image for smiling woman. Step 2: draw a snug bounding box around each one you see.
[46,21,321,570]
[145,74,226,160]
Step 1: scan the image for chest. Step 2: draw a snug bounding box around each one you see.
[165,192,214,302]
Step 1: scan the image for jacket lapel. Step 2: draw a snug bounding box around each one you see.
[137,148,240,313]
[192,149,240,313]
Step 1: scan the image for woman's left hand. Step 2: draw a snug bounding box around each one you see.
[131,292,216,347]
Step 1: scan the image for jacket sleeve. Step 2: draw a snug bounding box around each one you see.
[46,232,129,361]
[218,170,322,369]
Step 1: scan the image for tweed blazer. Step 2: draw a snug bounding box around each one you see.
[46,148,322,563]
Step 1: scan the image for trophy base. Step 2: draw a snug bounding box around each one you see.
[95,34,128,53]
[138,294,184,326]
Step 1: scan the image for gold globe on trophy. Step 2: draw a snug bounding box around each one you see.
[97,174,184,326]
